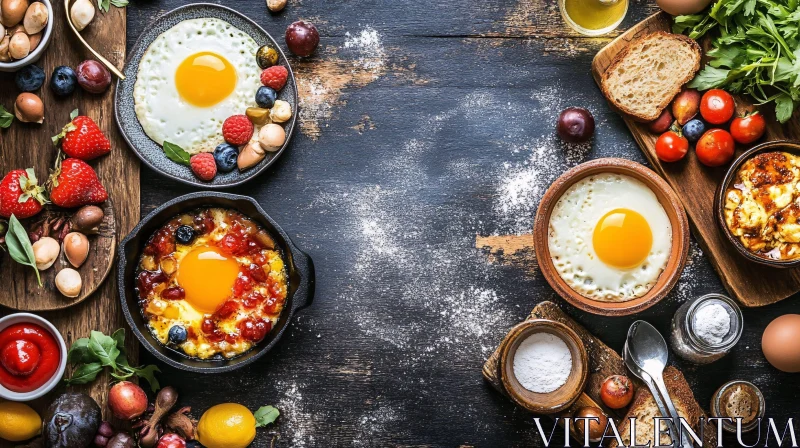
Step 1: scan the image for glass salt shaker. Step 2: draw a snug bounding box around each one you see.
[670,293,743,364]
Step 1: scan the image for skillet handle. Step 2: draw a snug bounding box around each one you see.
[291,248,315,312]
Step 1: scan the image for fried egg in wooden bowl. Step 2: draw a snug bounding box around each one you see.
[118,193,314,373]
[534,158,689,316]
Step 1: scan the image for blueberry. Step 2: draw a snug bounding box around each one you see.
[255,86,277,109]
[214,143,239,173]
[175,225,195,245]
[50,66,78,97]
[683,119,706,143]
[168,325,188,344]
[15,65,46,92]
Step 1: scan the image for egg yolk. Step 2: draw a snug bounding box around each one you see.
[177,246,239,313]
[592,208,653,269]
[175,52,237,107]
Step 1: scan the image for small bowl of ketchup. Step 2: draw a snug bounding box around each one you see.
[0,313,67,401]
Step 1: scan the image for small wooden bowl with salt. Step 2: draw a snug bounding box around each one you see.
[499,319,588,414]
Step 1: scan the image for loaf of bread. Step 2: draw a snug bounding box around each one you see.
[609,367,716,447]
[600,31,702,122]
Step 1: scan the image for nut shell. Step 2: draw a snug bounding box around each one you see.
[267,0,287,12]
[63,232,90,268]
[14,92,44,123]
[1,0,28,28]
[23,1,47,34]
[55,268,82,298]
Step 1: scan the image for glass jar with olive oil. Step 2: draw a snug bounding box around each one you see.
[559,0,628,36]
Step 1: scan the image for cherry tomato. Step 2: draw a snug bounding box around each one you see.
[600,375,634,409]
[655,130,689,162]
[696,129,735,167]
[730,111,766,144]
[700,89,735,125]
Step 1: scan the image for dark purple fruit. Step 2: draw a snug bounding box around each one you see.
[556,107,595,143]
[77,60,112,94]
[285,21,319,57]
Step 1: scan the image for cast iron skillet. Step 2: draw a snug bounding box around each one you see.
[716,140,800,268]
[118,192,314,373]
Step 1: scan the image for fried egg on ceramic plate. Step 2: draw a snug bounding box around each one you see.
[548,173,672,302]
[133,18,261,155]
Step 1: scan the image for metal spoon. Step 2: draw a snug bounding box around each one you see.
[64,0,126,79]
[627,321,695,448]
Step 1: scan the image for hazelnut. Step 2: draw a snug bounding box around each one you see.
[70,205,104,233]
[14,92,44,123]
[238,141,266,170]
[246,107,271,126]
[69,0,94,32]
[55,268,82,298]
[23,1,46,34]
[267,0,286,12]
[8,32,29,60]
[32,237,60,270]
[258,123,286,151]
[28,31,41,50]
[0,36,10,62]
[1,0,28,28]
[63,232,89,268]
[269,100,292,123]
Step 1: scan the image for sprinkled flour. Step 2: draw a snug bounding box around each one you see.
[694,303,731,345]
[513,332,572,393]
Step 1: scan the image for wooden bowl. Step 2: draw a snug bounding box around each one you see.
[716,140,800,268]
[500,319,588,414]
[533,158,690,316]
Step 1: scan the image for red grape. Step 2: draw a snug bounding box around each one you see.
[76,60,111,94]
[285,21,319,57]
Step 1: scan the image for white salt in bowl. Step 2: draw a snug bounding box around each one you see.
[500,319,588,414]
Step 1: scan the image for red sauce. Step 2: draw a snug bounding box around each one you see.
[0,323,60,393]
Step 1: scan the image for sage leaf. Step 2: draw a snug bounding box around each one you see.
[5,215,42,286]
[163,141,191,166]
[254,406,280,427]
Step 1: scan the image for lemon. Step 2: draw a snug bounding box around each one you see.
[197,403,256,448]
[0,401,42,442]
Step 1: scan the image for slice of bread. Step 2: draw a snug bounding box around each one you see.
[609,367,716,447]
[600,31,702,122]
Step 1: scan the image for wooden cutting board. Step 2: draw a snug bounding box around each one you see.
[591,12,800,308]
[483,301,715,446]
[0,0,139,439]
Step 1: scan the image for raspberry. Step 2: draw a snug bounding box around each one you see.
[190,153,217,181]
[260,66,288,91]
[222,115,254,146]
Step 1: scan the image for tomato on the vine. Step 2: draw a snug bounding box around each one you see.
[655,129,689,162]
[730,111,766,144]
[696,129,735,167]
[700,89,735,125]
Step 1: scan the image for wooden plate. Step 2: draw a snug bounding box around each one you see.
[115,3,298,189]
[533,158,690,316]
[0,200,116,311]
[591,12,800,307]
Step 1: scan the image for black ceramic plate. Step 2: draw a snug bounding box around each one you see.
[118,192,314,373]
[115,3,298,188]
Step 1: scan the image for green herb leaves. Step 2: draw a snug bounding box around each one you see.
[254,406,280,427]
[0,106,14,129]
[163,141,191,166]
[98,0,128,12]
[5,215,42,286]
[675,0,800,122]
[65,328,161,392]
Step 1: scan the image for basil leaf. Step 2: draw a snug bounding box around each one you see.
[112,328,126,350]
[254,406,280,427]
[5,215,42,286]
[68,338,96,365]
[775,94,796,123]
[163,141,191,166]
[0,106,13,129]
[89,330,120,369]
[65,362,103,385]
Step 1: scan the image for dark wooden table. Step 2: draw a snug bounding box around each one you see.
[129,1,799,446]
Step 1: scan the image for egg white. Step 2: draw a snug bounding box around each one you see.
[547,173,672,302]
[133,18,261,155]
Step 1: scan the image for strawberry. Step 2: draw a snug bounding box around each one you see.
[52,110,111,160]
[0,168,48,219]
[49,158,108,208]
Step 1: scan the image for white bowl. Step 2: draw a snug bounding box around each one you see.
[0,0,54,72]
[0,313,67,401]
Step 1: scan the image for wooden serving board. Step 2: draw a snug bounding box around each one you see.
[0,0,139,438]
[591,12,800,308]
[484,302,717,446]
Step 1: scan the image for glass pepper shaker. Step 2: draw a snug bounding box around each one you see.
[670,293,743,364]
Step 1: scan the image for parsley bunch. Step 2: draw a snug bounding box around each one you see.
[674,0,800,122]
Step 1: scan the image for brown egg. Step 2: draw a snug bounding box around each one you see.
[656,0,711,15]
[762,314,800,373]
